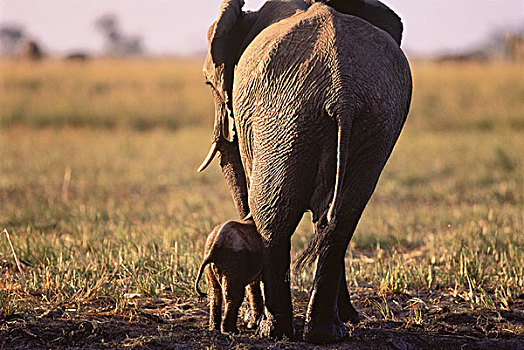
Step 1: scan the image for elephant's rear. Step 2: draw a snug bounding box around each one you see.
[328,3,412,131]
[329,3,412,170]
[234,3,412,223]
[308,3,411,217]
[234,2,411,146]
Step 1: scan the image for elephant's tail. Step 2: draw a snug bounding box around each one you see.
[327,116,352,224]
[294,217,336,272]
[194,257,212,298]
[294,106,355,272]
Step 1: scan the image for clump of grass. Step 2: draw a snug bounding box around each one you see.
[373,295,395,320]
[495,146,517,172]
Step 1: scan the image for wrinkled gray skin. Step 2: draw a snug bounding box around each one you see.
[195,219,264,333]
[199,0,412,344]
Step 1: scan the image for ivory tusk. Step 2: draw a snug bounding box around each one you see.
[197,142,218,173]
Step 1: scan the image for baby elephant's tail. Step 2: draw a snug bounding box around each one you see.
[194,258,211,298]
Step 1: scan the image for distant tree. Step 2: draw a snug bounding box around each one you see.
[65,51,90,61]
[94,14,144,56]
[19,40,43,60]
[504,32,524,61]
[95,14,118,36]
[0,24,25,57]
[482,27,524,61]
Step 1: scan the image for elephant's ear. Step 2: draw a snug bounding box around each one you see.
[208,0,245,142]
[325,0,403,45]
[210,0,245,66]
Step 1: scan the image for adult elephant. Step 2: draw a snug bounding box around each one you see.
[198,0,412,344]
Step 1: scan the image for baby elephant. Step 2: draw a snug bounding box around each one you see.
[195,218,264,333]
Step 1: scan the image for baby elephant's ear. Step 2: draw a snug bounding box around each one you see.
[210,0,245,66]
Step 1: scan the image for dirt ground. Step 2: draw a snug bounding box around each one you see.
[2,289,524,350]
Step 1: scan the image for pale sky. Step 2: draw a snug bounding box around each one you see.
[0,0,523,57]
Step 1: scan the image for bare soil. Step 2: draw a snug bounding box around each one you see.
[2,289,524,350]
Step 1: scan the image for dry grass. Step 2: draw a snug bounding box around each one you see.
[409,61,524,132]
[0,59,212,130]
[0,59,523,340]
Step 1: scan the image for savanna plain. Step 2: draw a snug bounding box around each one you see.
[0,59,523,349]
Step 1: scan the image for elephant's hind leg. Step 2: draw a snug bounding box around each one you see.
[257,233,295,339]
[246,280,264,329]
[250,148,317,339]
[221,276,245,334]
[207,268,222,331]
[338,261,359,325]
[303,219,353,344]
[304,152,388,343]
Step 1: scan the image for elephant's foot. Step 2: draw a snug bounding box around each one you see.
[221,323,239,335]
[257,313,294,339]
[303,314,349,344]
[338,298,359,325]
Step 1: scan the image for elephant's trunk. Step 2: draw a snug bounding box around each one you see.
[219,141,250,218]
[197,142,219,173]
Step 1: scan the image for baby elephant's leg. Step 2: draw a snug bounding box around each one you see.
[221,276,245,334]
[206,268,222,330]
[246,280,264,329]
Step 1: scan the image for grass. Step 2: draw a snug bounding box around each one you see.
[408,61,524,132]
[0,59,212,130]
[0,59,523,329]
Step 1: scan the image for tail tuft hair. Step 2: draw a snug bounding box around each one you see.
[293,214,337,274]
